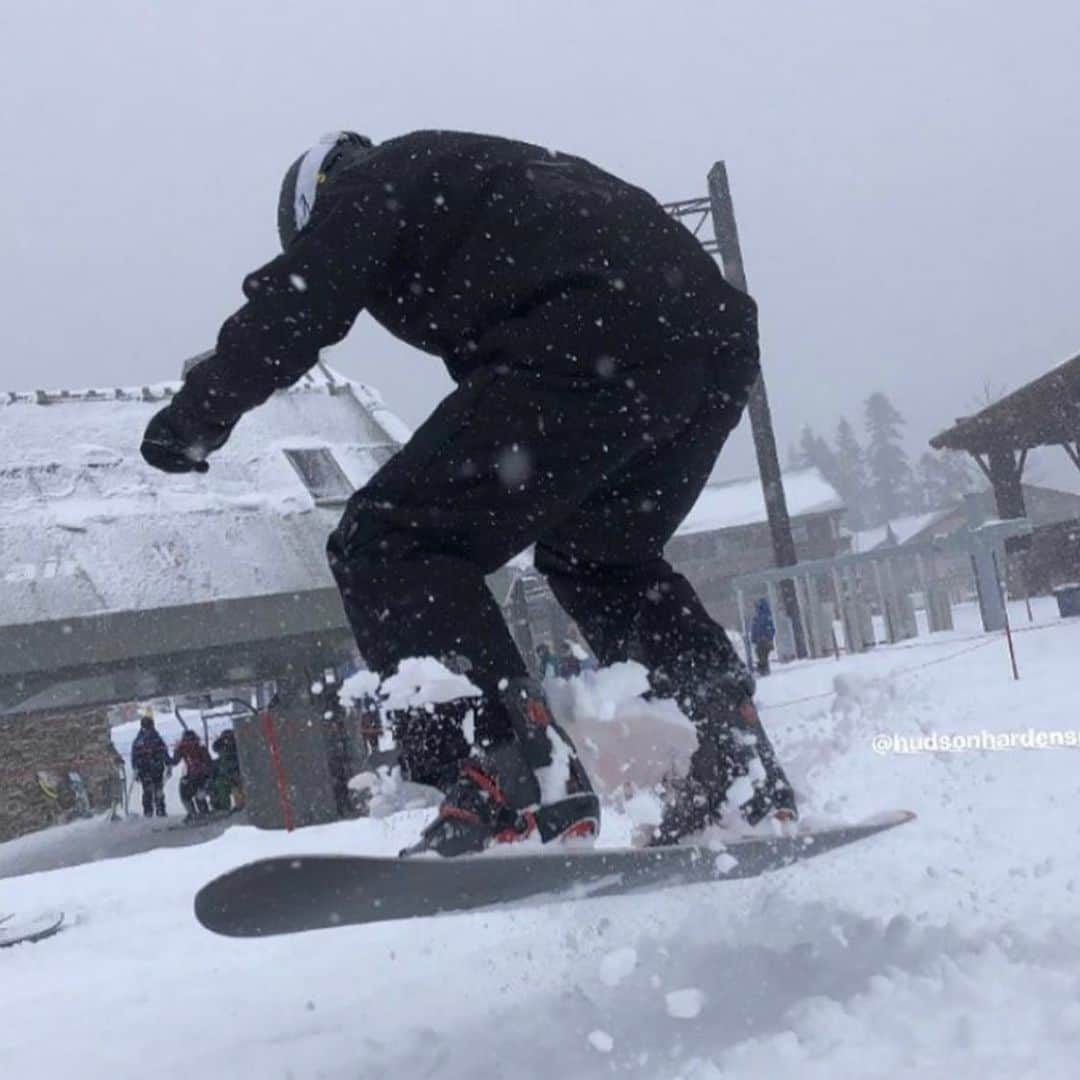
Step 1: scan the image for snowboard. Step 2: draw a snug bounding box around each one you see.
[0,910,64,948]
[195,810,914,938]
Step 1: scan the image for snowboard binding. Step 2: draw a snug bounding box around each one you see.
[652,688,797,846]
[401,679,600,858]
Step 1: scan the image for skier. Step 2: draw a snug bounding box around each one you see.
[171,730,213,820]
[130,712,169,818]
[749,597,776,676]
[140,129,796,855]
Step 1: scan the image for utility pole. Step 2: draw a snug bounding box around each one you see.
[704,163,807,657]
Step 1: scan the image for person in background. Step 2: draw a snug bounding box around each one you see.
[172,730,214,820]
[210,729,244,811]
[749,597,776,676]
[535,642,560,679]
[557,640,582,679]
[130,713,169,818]
[566,628,598,672]
[355,696,384,758]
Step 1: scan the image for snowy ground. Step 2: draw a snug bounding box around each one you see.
[4,597,1080,1079]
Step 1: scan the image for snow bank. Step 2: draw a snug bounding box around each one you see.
[3,599,1080,1078]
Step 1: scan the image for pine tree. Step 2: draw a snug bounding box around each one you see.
[795,425,816,469]
[864,392,914,525]
[832,417,871,529]
[795,424,839,487]
[916,450,975,511]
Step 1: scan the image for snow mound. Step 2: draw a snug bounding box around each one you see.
[3,597,1079,1078]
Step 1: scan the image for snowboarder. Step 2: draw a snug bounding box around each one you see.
[130,713,169,818]
[140,129,796,855]
[749,597,776,676]
[171,730,213,820]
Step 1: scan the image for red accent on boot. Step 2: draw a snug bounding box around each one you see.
[461,763,510,807]
[525,699,552,727]
[559,818,598,841]
[738,700,760,726]
[494,810,538,844]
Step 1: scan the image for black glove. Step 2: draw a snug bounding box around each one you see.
[140,405,232,474]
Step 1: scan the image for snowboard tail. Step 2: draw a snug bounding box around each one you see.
[0,910,64,948]
[194,811,914,938]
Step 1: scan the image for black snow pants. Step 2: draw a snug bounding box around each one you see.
[327,290,759,747]
[754,640,773,677]
[179,775,211,817]
[139,772,166,817]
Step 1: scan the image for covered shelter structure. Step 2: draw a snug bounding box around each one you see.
[0,362,411,840]
[1,362,410,718]
[930,352,1080,521]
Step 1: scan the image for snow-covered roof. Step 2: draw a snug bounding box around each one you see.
[0,363,409,632]
[850,510,951,552]
[849,482,1080,553]
[675,467,844,537]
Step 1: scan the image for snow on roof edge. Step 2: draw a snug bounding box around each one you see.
[676,466,845,536]
[1,361,414,445]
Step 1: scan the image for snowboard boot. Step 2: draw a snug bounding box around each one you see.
[653,669,797,846]
[402,678,600,858]
[387,697,473,794]
[350,697,478,817]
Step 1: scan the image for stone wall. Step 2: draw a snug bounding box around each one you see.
[0,706,121,843]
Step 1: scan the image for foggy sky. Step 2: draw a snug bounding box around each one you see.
[2,0,1078,490]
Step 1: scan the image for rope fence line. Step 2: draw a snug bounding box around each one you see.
[759,610,1077,713]
[760,635,1007,712]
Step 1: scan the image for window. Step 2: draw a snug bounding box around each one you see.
[283,448,353,504]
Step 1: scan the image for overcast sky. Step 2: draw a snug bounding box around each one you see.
[2,0,1078,489]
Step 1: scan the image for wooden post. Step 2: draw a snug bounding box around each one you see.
[993,552,1021,681]
[831,567,849,653]
[735,586,750,669]
[872,560,889,644]
[708,162,806,659]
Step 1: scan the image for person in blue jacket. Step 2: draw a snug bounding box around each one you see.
[130,713,169,817]
[749,598,776,676]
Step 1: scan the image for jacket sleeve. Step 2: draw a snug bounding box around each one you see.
[169,194,379,431]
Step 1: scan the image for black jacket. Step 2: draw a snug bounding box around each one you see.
[131,728,169,778]
[171,130,755,432]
